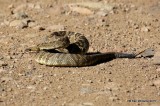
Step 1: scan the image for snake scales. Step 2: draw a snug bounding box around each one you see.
[26,31,138,67]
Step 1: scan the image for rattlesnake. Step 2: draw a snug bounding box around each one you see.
[26,31,152,67]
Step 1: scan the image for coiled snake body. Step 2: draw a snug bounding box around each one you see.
[26,31,137,67]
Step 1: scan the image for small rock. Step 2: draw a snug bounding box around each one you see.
[156,68,160,71]
[149,82,155,86]
[153,49,160,65]
[13,4,28,13]
[133,24,139,29]
[141,26,150,32]
[0,56,4,60]
[27,3,35,9]
[0,32,4,35]
[2,20,10,26]
[89,47,95,52]
[33,25,45,31]
[108,79,112,82]
[13,12,28,19]
[87,80,93,83]
[153,79,160,87]
[43,86,48,90]
[34,4,41,9]
[8,4,14,9]
[27,64,35,70]
[80,86,92,94]
[7,88,12,92]
[21,18,34,25]
[96,10,108,17]
[0,68,7,73]
[46,25,65,31]
[70,2,114,10]
[9,20,28,29]
[109,96,120,101]
[81,102,93,106]
[105,82,119,91]
[96,18,109,27]
[0,60,7,66]
[13,3,42,13]
[68,5,94,15]
[57,85,63,89]
[1,77,12,82]
[27,85,36,92]
[25,33,38,38]
[28,21,37,27]
[45,15,50,18]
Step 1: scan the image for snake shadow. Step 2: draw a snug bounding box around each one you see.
[86,52,135,66]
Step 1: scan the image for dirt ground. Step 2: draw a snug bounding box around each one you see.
[0,0,160,106]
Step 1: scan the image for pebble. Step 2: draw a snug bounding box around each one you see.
[105,82,119,91]
[141,26,150,32]
[27,64,35,70]
[0,60,7,66]
[70,2,114,10]
[96,18,109,27]
[43,86,48,90]
[133,24,139,29]
[28,21,37,28]
[27,3,35,9]
[1,77,12,82]
[25,33,39,38]
[26,85,36,92]
[9,20,28,29]
[13,4,28,13]
[81,102,93,106]
[34,4,41,9]
[13,3,41,13]
[6,88,12,92]
[21,18,31,25]
[153,49,160,65]
[156,68,160,71]
[0,54,4,60]
[68,5,94,15]
[8,4,14,9]
[2,20,10,26]
[0,68,7,73]
[152,79,160,87]
[13,12,28,19]
[10,18,34,29]
[80,86,92,94]
[96,10,108,17]
[33,25,45,31]
[109,96,120,101]
[46,25,65,31]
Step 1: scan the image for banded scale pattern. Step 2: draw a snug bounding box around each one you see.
[38,31,89,54]
[34,51,136,67]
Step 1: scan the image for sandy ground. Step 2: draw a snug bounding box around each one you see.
[0,0,160,106]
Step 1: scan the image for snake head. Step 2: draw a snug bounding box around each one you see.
[25,47,40,53]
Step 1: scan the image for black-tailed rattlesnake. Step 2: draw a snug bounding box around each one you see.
[26,31,153,67]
